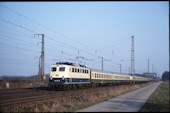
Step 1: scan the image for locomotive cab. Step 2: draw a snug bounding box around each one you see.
[49,65,69,88]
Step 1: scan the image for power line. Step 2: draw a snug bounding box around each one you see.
[0,3,131,62]
[0,19,77,55]
[0,18,38,34]
[0,42,40,53]
[0,18,100,61]
[0,17,125,69]
[0,34,38,47]
[0,57,39,62]
[97,37,130,50]
[0,48,40,58]
[0,4,93,50]
[0,60,38,66]
[0,24,33,36]
[0,4,136,73]
[0,29,34,38]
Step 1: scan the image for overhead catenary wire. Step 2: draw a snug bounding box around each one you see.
[0,34,38,47]
[1,4,126,60]
[0,4,94,50]
[0,4,136,74]
[0,18,130,73]
[0,18,99,60]
[0,4,130,60]
[0,42,40,53]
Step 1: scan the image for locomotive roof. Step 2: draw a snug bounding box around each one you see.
[55,61,86,68]
[54,62,130,76]
[53,62,148,78]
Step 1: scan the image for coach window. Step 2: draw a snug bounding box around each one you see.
[78,69,79,73]
[59,67,65,72]
[72,68,74,72]
[87,70,88,73]
[51,67,56,72]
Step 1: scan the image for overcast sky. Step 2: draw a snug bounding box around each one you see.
[0,2,169,77]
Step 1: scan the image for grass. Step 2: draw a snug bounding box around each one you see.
[139,81,170,112]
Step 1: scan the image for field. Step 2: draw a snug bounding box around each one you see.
[0,80,48,89]
[139,81,170,112]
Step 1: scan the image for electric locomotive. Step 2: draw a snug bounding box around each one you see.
[49,62,151,89]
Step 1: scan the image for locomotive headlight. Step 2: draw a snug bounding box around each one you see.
[62,76,64,80]
[50,76,53,80]
[130,76,133,80]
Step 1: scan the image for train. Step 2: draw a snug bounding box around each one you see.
[48,62,152,89]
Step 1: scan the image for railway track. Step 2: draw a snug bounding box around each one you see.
[0,93,63,106]
[0,85,113,106]
[0,88,74,105]
[0,83,149,107]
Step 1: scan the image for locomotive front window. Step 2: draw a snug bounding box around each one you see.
[52,67,57,72]
[59,67,65,72]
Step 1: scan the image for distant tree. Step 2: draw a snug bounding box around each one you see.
[162,71,170,81]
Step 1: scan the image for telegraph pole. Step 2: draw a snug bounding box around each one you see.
[131,36,135,83]
[38,57,41,81]
[119,64,121,73]
[131,36,135,76]
[34,34,45,81]
[99,57,103,71]
[148,58,150,73]
[98,57,110,71]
